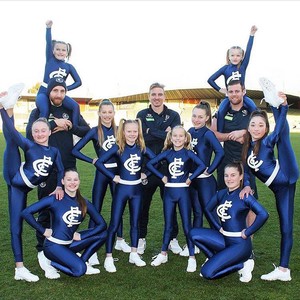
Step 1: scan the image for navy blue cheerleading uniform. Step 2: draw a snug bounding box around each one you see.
[22,194,107,277]
[208,35,257,132]
[1,109,64,263]
[36,26,81,125]
[95,143,155,253]
[244,105,299,268]
[137,105,181,239]
[72,125,124,237]
[26,107,90,252]
[188,126,224,228]
[189,188,268,279]
[147,148,206,256]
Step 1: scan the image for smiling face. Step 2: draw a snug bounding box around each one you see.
[191,107,209,129]
[124,122,139,145]
[49,86,66,106]
[228,47,243,65]
[248,115,267,141]
[171,127,187,150]
[99,104,115,127]
[227,82,245,109]
[224,166,243,191]
[62,170,80,195]
[53,42,68,61]
[149,87,165,111]
[32,121,51,146]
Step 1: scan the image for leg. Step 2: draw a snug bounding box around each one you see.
[35,92,51,119]
[62,95,80,127]
[216,97,230,132]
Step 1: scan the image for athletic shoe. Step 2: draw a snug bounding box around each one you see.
[38,251,49,271]
[238,259,255,283]
[14,266,39,282]
[151,253,168,267]
[137,238,146,255]
[38,251,60,279]
[186,258,197,273]
[261,265,291,281]
[169,238,182,254]
[129,252,146,267]
[115,238,131,253]
[88,252,100,266]
[85,263,100,275]
[259,77,284,108]
[0,83,25,109]
[45,266,61,280]
[104,257,117,273]
[179,245,200,257]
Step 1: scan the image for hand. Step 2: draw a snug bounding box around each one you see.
[278,91,287,106]
[250,25,258,36]
[44,228,52,237]
[113,175,120,184]
[241,229,247,239]
[92,158,98,165]
[73,232,81,241]
[45,20,53,28]
[54,118,73,131]
[141,173,147,180]
[165,126,171,132]
[239,186,253,199]
[185,178,191,186]
[50,187,64,200]
[227,129,247,142]
[162,176,168,184]
[219,88,227,95]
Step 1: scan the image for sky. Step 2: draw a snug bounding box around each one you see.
[0,0,299,99]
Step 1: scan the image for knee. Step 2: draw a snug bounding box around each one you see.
[72,261,87,277]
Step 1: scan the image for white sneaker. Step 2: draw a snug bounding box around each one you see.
[261,265,291,281]
[114,238,131,253]
[169,238,182,254]
[88,252,100,266]
[85,263,100,275]
[180,245,200,257]
[38,251,60,279]
[151,253,168,267]
[14,266,39,282]
[238,259,255,283]
[0,83,25,109]
[129,252,146,267]
[137,238,146,255]
[187,258,197,273]
[104,257,117,273]
[259,77,284,108]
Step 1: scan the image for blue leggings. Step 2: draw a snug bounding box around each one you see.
[36,92,80,127]
[189,228,252,279]
[44,230,107,277]
[90,170,123,237]
[106,183,142,253]
[190,176,218,228]
[162,187,194,255]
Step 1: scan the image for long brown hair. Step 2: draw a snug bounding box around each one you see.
[97,99,117,147]
[116,118,146,154]
[163,125,192,151]
[193,100,212,127]
[241,110,270,164]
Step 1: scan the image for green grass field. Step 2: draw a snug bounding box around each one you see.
[0,133,299,300]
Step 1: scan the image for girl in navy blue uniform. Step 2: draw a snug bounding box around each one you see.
[147,126,206,272]
[189,162,268,282]
[36,20,81,126]
[0,90,64,282]
[179,102,224,257]
[95,119,155,273]
[241,91,299,281]
[208,25,257,132]
[22,169,107,278]
[72,99,131,265]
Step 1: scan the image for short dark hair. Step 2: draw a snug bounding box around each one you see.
[149,82,165,93]
[227,80,245,90]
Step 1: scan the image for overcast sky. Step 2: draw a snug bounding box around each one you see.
[1,0,299,99]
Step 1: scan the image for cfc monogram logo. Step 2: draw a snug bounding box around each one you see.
[247,151,263,172]
[33,156,53,177]
[226,71,242,85]
[124,154,141,175]
[49,68,67,79]
[191,138,198,149]
[102,135,116,151]
[169,158,184,179]
[217,200,232,222]
[62,207,82,227]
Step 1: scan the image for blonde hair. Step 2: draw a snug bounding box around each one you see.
[226,46,244,67]
[163,125,192,151]
[97,99,117,147]
[116,118,146,154]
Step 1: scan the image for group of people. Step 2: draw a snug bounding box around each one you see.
[0,21,298,284]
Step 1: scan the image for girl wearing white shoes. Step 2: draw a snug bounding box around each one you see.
[241,89,299,281]
[72,99,131,265]
[0,87,64,282]
[147,126,206,272]
[189,162,268,282]
[22,169,107,278]
[94,119,155,272]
